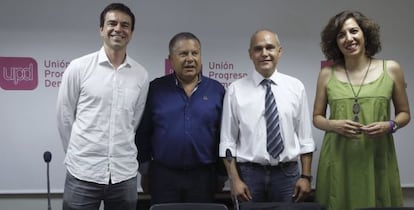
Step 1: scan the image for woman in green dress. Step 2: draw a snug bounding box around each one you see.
[313,10,411,210]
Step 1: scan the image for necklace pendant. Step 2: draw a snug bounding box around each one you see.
[353,101,360,122]
[353,101,360,114]
[345,59,371,123]
[353,115,359,122]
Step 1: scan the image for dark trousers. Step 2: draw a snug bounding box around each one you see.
[238,162,300,202]
[149,161,216,205]
[63,172,137,210]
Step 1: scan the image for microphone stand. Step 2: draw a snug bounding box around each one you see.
[46,161,51,210]
[43,151,52,210]
[226,149,239,210]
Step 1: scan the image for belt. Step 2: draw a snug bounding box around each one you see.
[238,161,296,170]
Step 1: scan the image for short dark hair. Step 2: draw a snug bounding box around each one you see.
[320,10,381,64]
[168,32,201,54]
[100,3,135,31]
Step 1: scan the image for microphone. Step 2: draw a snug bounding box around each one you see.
[225,149,233,163]
[43,151,52,210]
[225,149,239,210]
[43,151,52,163]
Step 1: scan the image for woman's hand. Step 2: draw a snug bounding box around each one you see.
[329,119,364,138]
[360,121,391,137]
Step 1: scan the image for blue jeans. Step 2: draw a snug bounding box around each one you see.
[150,161,216,205]
[238,162,300,202]
[63,172,137,210]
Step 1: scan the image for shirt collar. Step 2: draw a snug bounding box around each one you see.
[173,72,203,87]
[252,68,280,87]
[97,47,131,69]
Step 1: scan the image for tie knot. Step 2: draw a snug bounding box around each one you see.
[261,79,272,88]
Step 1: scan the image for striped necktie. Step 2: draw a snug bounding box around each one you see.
[262,79,284,158]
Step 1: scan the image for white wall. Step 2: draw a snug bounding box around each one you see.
[1,0,414,195]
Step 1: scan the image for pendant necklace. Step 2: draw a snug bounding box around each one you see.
[344,58,371,122]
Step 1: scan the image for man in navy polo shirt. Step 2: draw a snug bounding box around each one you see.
[135,32,225,204]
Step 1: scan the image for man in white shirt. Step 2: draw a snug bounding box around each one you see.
[219,29,315,203]
[56,3,149,210]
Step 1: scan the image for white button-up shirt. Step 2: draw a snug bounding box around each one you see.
[219,69,315,165]
[56,47,149,184]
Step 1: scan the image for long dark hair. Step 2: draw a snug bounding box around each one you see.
[320,10,381,64]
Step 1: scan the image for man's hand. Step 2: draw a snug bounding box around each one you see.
[292,178,311,202]
[232,179,252,202]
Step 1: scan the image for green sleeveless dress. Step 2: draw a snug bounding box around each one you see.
[315,61,403,210]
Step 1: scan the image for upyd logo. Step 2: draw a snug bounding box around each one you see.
[0,57,38,90]
[164,58,174,75]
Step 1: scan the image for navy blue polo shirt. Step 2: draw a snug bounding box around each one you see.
[136,74,225,169]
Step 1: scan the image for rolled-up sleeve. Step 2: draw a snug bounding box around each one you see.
[219,85,239,158]
[297,88,316,154]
